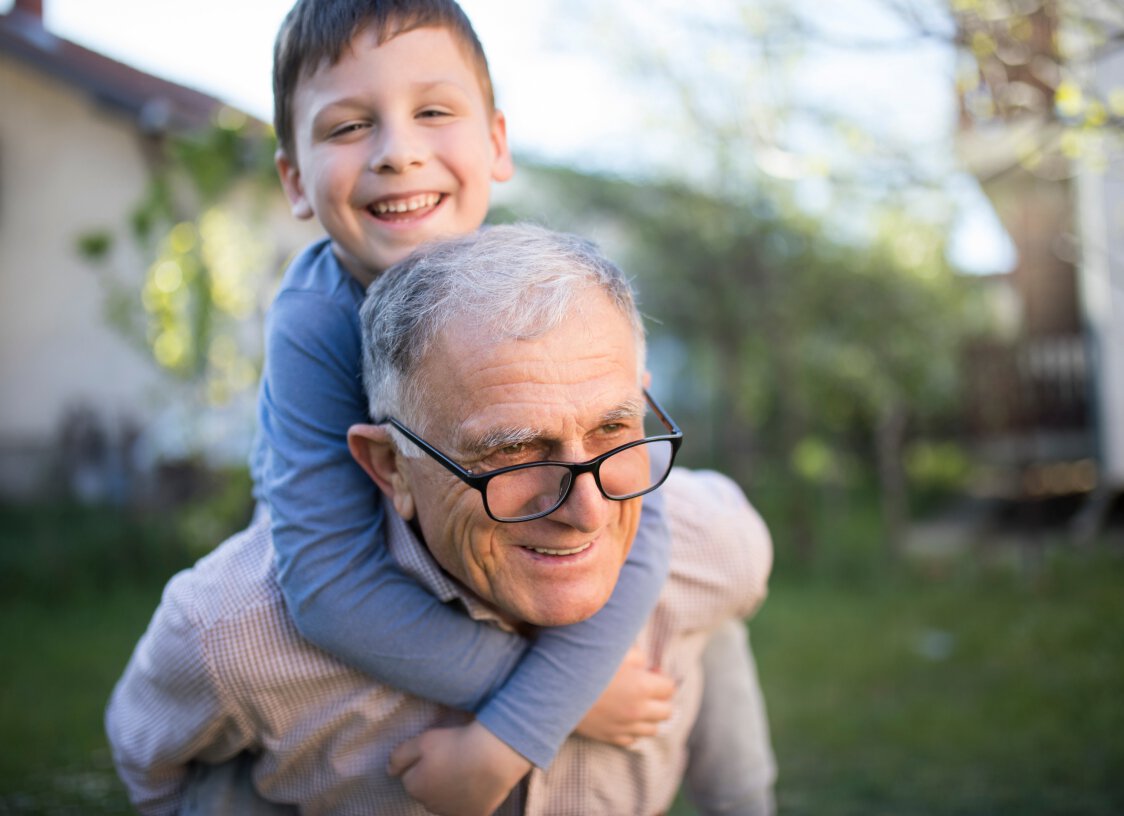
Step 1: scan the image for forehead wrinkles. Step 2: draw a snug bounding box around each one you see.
[453,395,647,459]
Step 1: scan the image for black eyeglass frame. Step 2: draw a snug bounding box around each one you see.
[375,389,683,523]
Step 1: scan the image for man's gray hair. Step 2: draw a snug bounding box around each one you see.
[359,223,646,433]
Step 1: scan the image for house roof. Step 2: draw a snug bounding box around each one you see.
[0,7,225,133]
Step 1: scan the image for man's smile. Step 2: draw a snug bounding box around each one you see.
[517,540,595,558]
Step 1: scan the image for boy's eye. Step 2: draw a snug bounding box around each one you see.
[328,122,369,138]
[417,108,453,120]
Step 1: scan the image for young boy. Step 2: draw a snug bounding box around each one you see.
[255,0,676,812]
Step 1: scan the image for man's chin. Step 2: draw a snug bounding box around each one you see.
[515,594,612,628]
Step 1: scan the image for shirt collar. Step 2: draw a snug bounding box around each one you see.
[382,498,512,628]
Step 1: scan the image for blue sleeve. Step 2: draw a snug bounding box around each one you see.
[476,484,671,767]
[261,287,526,709]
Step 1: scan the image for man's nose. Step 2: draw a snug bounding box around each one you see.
[550,471,610,532]
[369,122,426,173]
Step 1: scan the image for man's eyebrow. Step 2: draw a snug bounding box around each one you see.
[460,426,542,457]
[458,398,648,457]
[601,398,646,423]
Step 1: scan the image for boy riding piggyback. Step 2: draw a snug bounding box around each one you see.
[254,1,676,812]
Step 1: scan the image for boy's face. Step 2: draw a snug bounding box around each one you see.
[277,26,513,283]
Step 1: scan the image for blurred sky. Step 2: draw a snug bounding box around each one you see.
[2,0,1015,272]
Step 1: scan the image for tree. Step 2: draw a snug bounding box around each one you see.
[538,0,995,558]
[951,0,1124,176]
[505,164,982,561]
[78,111,282,426]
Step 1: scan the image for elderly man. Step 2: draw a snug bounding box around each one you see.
[107,224,774,815]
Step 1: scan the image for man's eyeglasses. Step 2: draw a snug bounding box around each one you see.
[376,390,683,523]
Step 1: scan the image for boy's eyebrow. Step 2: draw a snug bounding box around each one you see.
[412,79,475,97]
[308,96,370,126]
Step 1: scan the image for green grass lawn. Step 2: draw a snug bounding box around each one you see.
[753,563,1124,816]
[2,504,1122,814]
[0,587,159,813]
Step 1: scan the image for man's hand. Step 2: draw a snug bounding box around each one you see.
[388,720,531,816]
[576,647,675,746]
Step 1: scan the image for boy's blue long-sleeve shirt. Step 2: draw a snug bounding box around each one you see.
[250,239,671,768]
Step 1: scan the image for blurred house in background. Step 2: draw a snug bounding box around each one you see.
[955,2,1123,530]
[0,0,315,504]
[1075,36,1124,531]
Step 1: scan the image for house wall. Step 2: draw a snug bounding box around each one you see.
[0,52,323,501]
[0,52,167,499]
[1076,47,1124,489]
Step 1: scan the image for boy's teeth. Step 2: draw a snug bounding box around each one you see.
[524,542,593,557]
[372,193,440,215]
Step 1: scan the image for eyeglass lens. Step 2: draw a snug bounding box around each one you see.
[485,438,674,521]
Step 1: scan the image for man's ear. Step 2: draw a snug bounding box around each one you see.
[642,369,652,390]
[275,148,315,220]
[347,424,416,520]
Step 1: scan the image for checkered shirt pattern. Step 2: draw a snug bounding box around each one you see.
[106,468,772,816]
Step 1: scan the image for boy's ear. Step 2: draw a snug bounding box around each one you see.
[347,424,416,520]
[489,110,515,183]
[275,148,315,221]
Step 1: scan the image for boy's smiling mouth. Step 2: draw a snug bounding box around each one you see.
[369,192,443,221]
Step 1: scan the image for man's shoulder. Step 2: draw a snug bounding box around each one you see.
[661,467,761,533]
[163,517,287,633]
[159,518,355,688]
[659,467,772,619]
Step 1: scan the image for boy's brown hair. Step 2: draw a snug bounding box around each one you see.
[273,0,495,160]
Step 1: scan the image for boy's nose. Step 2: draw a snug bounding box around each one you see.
[369,124,426,173]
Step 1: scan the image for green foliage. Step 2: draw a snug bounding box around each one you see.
[173,466,255,559]
[953,0,1124,170]
[0,467,252,602]
[78,110,280,409]
[905,440,972,493]
[76,230,113,262]
[507,164,984,559]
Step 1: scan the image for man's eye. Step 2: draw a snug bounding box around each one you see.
[482,442,539,469]
[600,422,633,438]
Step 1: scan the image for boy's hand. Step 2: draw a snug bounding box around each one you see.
[388,720,531,816]
[576,647,675,746]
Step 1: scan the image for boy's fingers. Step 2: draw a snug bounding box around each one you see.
[646,672,676,700]
[387,737,423,777]
[642,699,674,723]
[623,647,646,668]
